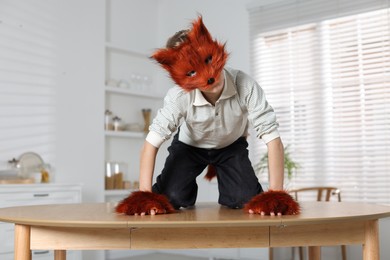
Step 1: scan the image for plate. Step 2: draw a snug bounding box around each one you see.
[17,152,44,176]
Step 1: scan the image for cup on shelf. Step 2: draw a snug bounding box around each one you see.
[142,75,152,91]
[105,162,128,190]
[112,116,123,131]
[114,172,123,189]
[105,162,114,190]
[105,109,114,130]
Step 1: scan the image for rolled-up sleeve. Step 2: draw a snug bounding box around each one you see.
[147,87,187,148]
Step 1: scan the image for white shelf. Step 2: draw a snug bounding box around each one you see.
[105,189,133,196]
[105,130,145,138]
[105,86,163,99]
[105,42,148,58]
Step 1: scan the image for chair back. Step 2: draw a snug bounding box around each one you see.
[289,186,341,202]
[286,187,347,260]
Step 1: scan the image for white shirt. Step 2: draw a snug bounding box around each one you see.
[146,67,280,149]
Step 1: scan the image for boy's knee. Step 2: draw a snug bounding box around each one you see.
[166,190,196,209]
[158,187,197,209]
[218,197,246,209]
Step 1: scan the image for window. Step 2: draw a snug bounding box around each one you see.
[249,6,390,204]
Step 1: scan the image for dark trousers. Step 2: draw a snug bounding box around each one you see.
[152,134,263,209]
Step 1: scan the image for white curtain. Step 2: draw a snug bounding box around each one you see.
[248,0,390,204]
[0,0,57,168]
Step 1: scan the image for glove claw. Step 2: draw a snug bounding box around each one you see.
[115,191,176,215]
[244,190,300,215]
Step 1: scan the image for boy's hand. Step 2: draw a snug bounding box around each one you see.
[115,191,176,215]
[244,190,300,215]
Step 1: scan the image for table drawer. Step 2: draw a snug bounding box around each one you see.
[0,191,80,207]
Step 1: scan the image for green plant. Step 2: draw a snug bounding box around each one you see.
[255,145,299,179]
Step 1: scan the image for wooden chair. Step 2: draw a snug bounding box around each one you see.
[288,187,347,260]
[269,186,346,260]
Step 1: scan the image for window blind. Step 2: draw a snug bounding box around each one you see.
[0,0,57,168]
[249,2,390,204]
[248,0,389,34]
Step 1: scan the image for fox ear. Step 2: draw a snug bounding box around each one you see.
[150,48,176,69]
[189,16,213,43]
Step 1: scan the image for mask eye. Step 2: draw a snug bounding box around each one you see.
[205,55,212,64]
[186,70,196,77]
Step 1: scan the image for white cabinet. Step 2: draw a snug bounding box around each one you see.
[0,183,82,260]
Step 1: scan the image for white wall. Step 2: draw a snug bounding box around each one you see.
[54,1,105,259]
[55,0,105,203]
[108,0,159,53]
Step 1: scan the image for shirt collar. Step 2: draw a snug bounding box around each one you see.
[193,70,237,106]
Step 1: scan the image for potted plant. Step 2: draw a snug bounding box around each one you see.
[255,145,299,180]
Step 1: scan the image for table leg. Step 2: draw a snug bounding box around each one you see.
[54,250,66,260]
[363,219,379,260]
[14,224,31,260]
[308,246,321,260]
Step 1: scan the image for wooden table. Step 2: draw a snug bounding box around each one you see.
[0,202,389,260]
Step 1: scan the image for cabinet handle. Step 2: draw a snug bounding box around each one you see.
[33,193,49,197]
[33,250,50,255]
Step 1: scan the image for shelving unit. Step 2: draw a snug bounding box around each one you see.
[105,85,162,99]
[103,1,166,207]
[105,130,144,138]
[104,189,132,196]
[103,52,163,194]
[105,42,148,58]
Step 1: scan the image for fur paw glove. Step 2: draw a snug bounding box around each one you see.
[244,190,300,215]
[115,191,176,215]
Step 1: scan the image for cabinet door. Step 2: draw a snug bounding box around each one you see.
[0,184,81,208]
[0,223,13,254]
[0,191,80,207]
[0,184,82,260]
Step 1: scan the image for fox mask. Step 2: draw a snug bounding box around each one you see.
[151,17,229,91]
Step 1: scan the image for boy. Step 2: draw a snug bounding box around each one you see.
[116,17,299,216]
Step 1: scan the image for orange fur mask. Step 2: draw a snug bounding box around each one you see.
[151,17,229,91]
